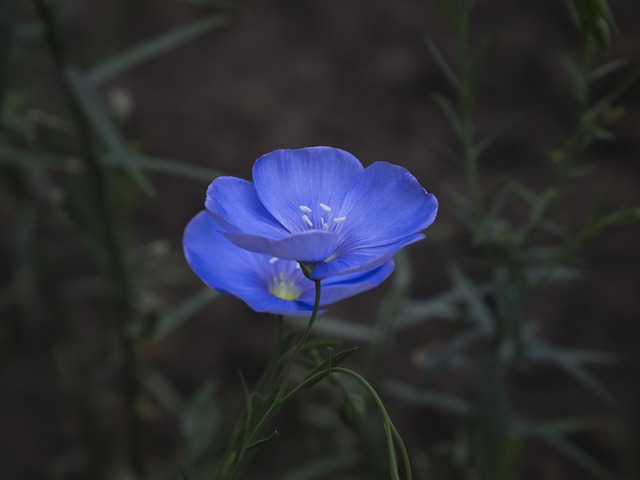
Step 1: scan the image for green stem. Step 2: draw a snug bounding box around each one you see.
[0,0,17,114]
[246,281,322,445]
[331,367,412,480]
[278,280,322,396]
[32,0,143,476]
[219,281,322,480]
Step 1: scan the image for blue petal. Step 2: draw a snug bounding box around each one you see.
[308,233,424,279]
[298,261,395,305]
[222,229,338,262]
[205,176,288,239]
[252,147,364,233]
[184,211,317,316]
[338,162,438,248]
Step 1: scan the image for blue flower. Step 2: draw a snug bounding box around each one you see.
[184,211,395,316]
[205,146,438,280]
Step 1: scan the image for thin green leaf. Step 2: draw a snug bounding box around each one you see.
[468,33,495,86]
[419,328,483,376]
[593,127,615,141]
[88,15,230,83]
[301,347,358,389]
[245,430,279,450]
[0,145,77,170]
[518,420,616,480]
[450,265,494,333]
[384,379,470,417]
[178,464,192,480]
[301,339,344,353]
[64,67,154,195]
[285,315,373,342]
[589,58,627,81]
[0,0,19,113]
[514,188,556,245]
[172,0,238,9]
[559,54,588,100]
[566,0,580,30]
[280,454,360,480]
[397,282,492,328]
[152,287,219,339]
[180,381,219,436]
[536,416,611,436]
[432,92,466,142]
[593,0,616,27]
[103,152,224,182]
[141,366,184,414]
[474,360,515,478]
[563,349,620,365]
[397,297,458,325]
[332,367,411,480]
[180,381,222,462]
[528,340,615,405]
[425,37,460,90]
[433,138,463,165]
[237,369,252,431]
[473,113,521,158]
[586,68,640,121]
[487,181,537,220]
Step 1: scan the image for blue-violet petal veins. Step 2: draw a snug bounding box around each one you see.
[252,147,364,233]
[205,176,287,238]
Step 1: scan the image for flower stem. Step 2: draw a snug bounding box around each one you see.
[332,367,412,480]
[218,281,322,480]
[279,280,322,395]
[32,0,143,476]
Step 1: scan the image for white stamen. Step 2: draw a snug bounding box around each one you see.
[319,203,332,212]
[295,262,301,269]
[299,205,312,213]
[301,214,313,227]
[333,216,347,223]
[269,257,279,264]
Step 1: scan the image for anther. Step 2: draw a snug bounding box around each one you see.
[269,257,279,264]
[301,214,313,227]
[295,263,301,269]
[334,216,346,223]
[319,203,332,212]
[299,205,312,213]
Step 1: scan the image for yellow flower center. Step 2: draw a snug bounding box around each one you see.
[269,272,302,301]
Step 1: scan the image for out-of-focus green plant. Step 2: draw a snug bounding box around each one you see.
[303,1,638,479]
[415,0,637,477]
[1,1,231,478]
[3,1,638,480]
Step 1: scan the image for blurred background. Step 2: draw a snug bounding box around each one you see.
[1,0,639,479]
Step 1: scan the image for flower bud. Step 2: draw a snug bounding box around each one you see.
[339,393,367,429]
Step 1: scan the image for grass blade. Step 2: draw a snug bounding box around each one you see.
[285,315,374,342]
[103,152,224,182]
[425,37,460,90]
[0,0,18,113]
[153,287,219,339]
[528,339,615,405]
[281,454,360,480]
[64,67,154,194]
[384,379,470,417]
[88,15,230,83]
[518,420,616,480]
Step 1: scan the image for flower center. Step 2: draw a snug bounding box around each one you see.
[299,203,346,231]
[268,270,302,301]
